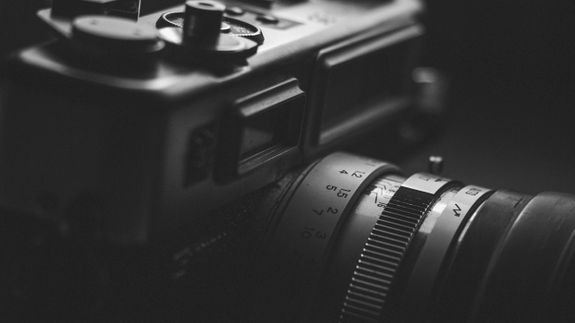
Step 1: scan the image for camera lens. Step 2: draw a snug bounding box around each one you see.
[257,152,575,322]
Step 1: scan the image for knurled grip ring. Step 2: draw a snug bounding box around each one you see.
[339,174,455,322]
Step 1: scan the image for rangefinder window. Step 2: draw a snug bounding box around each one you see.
[313,27,422,145]
[320,42,403,126]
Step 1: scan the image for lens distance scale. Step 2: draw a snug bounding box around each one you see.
[265,152,398,318]
[269,152,398,277]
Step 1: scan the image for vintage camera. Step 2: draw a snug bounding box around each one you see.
[0,0,424,244]
[0,0,574,322]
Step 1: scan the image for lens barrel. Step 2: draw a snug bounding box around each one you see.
[258,152,575,322]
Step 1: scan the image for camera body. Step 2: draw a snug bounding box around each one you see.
[4,3,575,322]
[0,0,423,245]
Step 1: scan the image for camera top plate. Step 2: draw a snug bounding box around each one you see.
[17,0,422,103]
[0,0,424,245]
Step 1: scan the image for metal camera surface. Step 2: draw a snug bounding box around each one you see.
[0,0,423,245]
[1,0,575,322]
[260,153,575,322]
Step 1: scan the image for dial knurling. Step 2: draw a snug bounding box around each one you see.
[339,188,434,322]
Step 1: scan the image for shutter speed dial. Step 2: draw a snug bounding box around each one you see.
[157,11,265,45]
[157,1,259,64]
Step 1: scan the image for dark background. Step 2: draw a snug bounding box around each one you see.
[397,0,575,194]
[1,0,574,194]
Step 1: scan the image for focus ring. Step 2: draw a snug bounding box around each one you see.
[261,153,398,321]
[340,175,454,322]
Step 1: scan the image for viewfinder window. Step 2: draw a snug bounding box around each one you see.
[239,105,289,160]
[216,78,305,181]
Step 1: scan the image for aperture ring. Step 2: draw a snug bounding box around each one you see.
[339,173,455,322]
[398,185,492,322]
